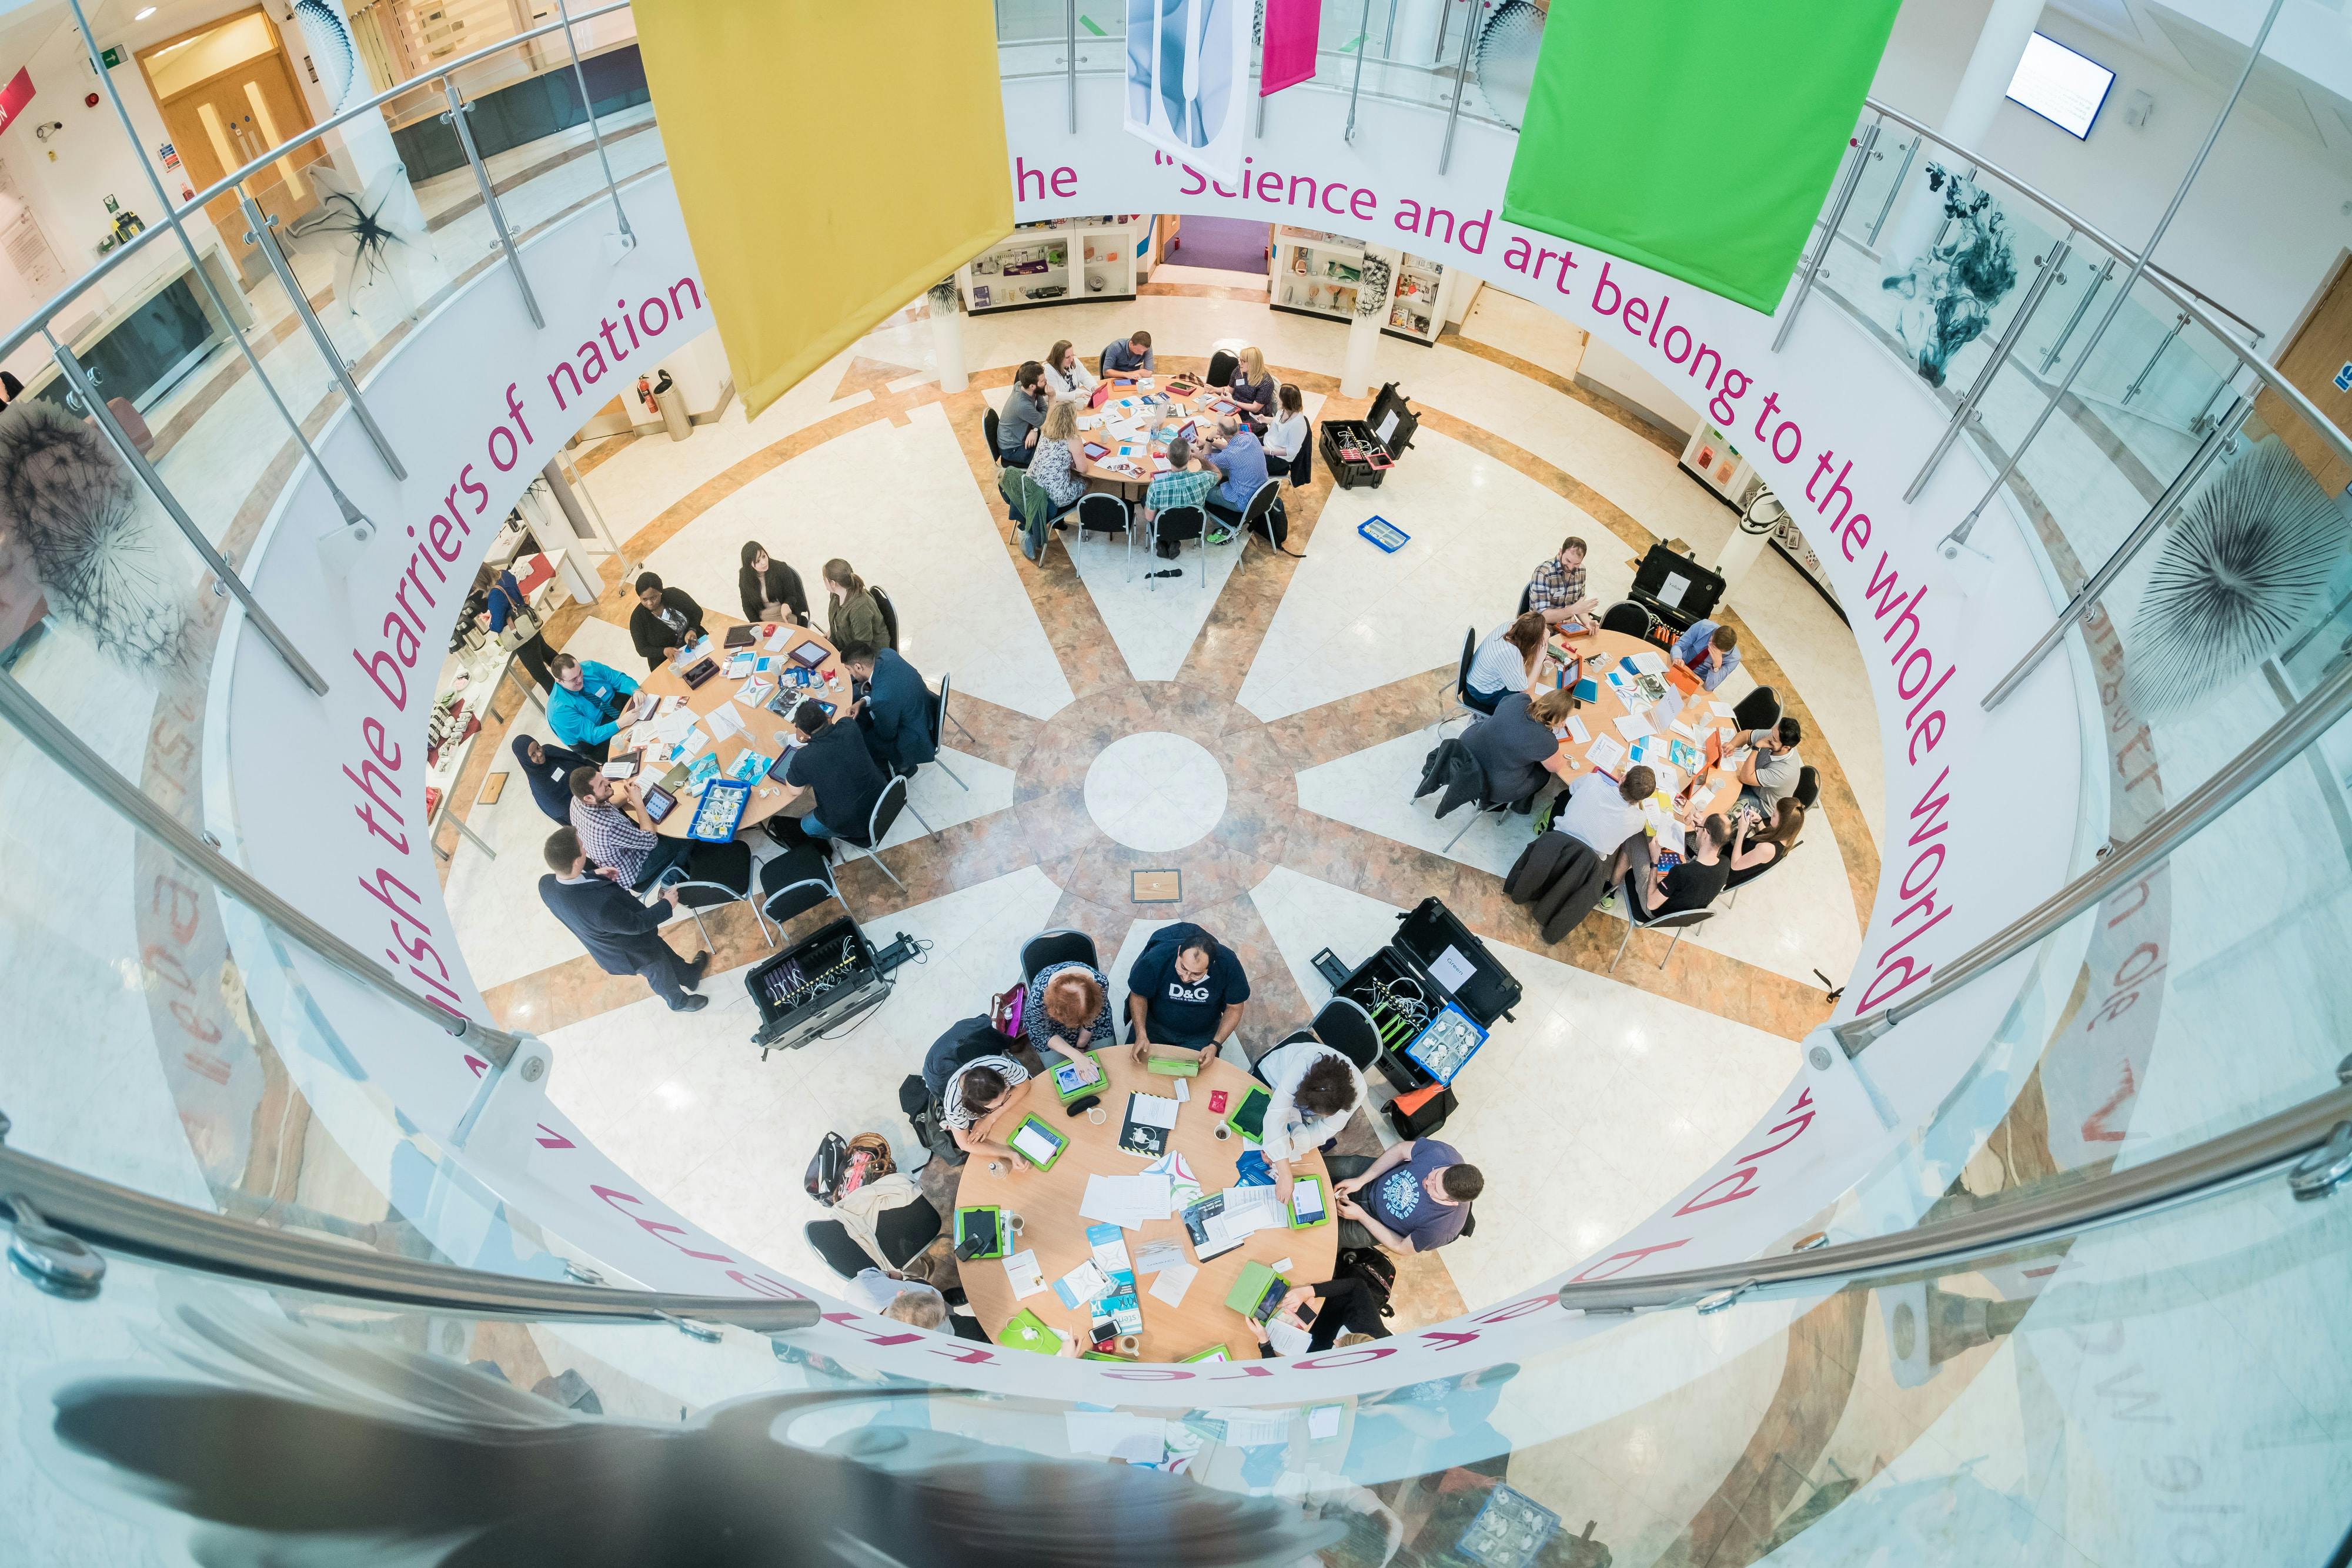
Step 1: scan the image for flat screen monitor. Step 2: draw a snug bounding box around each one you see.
[2006,32,2114,139]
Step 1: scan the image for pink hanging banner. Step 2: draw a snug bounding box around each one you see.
[1260,0,1322,96]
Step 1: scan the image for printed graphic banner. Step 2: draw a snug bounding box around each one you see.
[1261,0,1322,96]
[630,1,1011,417]
[1125,0,1252,180]
[1501,0,1900,313]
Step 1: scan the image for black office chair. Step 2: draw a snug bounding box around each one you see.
[924,677,967,793]
[803,1219,873,1280]
[1309,996,1382,1069]
[1234,477,1283,561]
[1075,491,1134,577]
[1021,928,1100,985]
[659,841,766,951]
[1599,600,1654,639]
[1793,764,1820,811]
[759,835,842,927]
[1516,581,1535,617]
[983,407,1003,472]
[1205,349,1238,388]
[833,774,917,892]
[870,583,900,650]
[1436,625,1477,730]
[875,1194,942,1266]
[1733,685,1781,732]
[937,668,975,748]
[1609,878,1718,972]
[1148,505,1208,590]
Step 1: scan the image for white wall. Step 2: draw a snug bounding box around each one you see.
[1576,336,1702,439]
[1872,0,1999,126]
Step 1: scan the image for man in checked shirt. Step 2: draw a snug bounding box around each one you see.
[1524,535,1601,629]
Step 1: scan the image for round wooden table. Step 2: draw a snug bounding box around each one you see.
[954,1052,1338,1364]
[625,611,851,839]
[1070,372,1242,490]
[1540,627,1746,818]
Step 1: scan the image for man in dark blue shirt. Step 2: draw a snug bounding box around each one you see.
[779,699,888,845]
[840,641,937,775]
[536,828,709,1011]
[1125,921,1251,1066]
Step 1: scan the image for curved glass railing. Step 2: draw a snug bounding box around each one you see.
[6,1,2352,1559]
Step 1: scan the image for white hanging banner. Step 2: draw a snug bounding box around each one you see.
[1124,0,1251,183]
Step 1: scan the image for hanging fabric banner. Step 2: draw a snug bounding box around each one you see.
[1261,0,1322,96]
[1500,0,1900,314]
[630,1,1011,418]
[1125,0,1252,180]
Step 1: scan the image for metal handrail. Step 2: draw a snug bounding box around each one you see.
[0,1142,816,1332]
[1556,1081,2352,1313]
[0,0,630,372]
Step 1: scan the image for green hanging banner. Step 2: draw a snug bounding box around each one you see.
[1501,1,1901,314]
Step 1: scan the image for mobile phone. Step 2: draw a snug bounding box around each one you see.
[1295,1303,1318,1328]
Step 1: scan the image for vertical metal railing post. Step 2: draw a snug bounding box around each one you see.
[1864,135,1919,247]
[1065,0,1078,132]
[1771,122,1882,353]
[1344,0,1375,142]
[2039,255,2114,375]
[2122,313,2189,406]
[552,0,633,246]
[1436,0,1480,174]
[237,190,406,482]
[1979,393,2250,711]
[441,78,546,330]
[1385,0,1401,55]
[62,0,374,536]
[1943,0,2286,550]
[1903,235,2073,503]
[47,336,328,697]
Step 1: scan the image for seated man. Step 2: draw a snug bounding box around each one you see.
[1615,811,1733,920]
[1252,1033,1367,1205]
[1669,618,1741,693]
[1201,416,1268,537]
[628,571,706,668]
[1329,1138,1481,1254]
[1140,434,1218,535]
[839,640,937,775]
[1525,536,1600,628]
[1735,717,1803,818]
[777,698,888,848]
[546,653,643,762]
[566,765,742,896]
[536,828,709,1012]
[1099,329,1154,376]
[1126,922,1250,1067]
[996,360,1048,469]
[1552,764,1657,861]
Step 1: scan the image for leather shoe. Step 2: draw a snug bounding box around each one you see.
[686,951,713,988]
[670,992,710,1013]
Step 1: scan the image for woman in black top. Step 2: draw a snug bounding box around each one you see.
[1727,798,1805,886]
[510,733,597,824]
[739,541,809,624]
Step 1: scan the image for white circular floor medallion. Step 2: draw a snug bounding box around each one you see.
[1083,731,1228,853]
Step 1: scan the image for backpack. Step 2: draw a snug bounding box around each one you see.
[1337,1246,1398,1318]
[804,1131,848,1207]
[1384,1082,1457,1139]
[1254,495,1289,550]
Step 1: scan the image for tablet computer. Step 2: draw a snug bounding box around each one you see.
[1083,441,1110,461]
[787,640,827,668]
[642,784,678,824]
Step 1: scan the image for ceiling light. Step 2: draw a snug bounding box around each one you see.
[135,6,156,17]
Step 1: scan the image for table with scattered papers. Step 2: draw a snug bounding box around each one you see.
[1540,627,1745,820]
[954,1052,1335,1363]
[1069,372,1235,492]
[626,611,852,840]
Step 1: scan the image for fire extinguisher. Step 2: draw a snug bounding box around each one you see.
[635,374,657,417]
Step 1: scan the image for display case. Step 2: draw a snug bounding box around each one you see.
[959,216,1139,313]
[1680,422,1760,509]
[1271,226,1448,344]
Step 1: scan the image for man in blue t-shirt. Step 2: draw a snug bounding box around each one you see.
[1330,1138,1481,1253]
[1124,921,1251,1066]
[1202,417,1268,536]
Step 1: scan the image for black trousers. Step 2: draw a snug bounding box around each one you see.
[512,631,556,693]
[1304,1277,1391,1352]
[634,944,702,1009]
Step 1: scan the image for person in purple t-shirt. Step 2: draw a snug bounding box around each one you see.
[1331,1138,1482,1253]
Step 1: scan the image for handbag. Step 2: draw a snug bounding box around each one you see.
[990,982,1025,1039]
[491,583,541,652]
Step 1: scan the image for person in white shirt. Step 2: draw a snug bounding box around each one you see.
[1553,764,1658,860]
[1262,383,1311,482]
[846,1265,948,1322]
[1252,1036,1367,1205]
[1041,338,1098,402]
[1465,612,1549,714]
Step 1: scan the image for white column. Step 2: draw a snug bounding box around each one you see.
[928,287,970,394]
[1389,0,1449,63]
[1712,513,1775,600]
[1342,245,1399,397]
[292,0,428,235]
[1878,0,2043,272]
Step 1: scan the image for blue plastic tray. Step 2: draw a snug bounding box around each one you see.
[687,777,752,843]
[1358,515,1409,553]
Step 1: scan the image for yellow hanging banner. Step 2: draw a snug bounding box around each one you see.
[630,1,1011,417]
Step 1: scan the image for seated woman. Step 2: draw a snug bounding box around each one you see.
[739,541,810,624]
[1028,399,1088,514]
[1242,1278,1394,1357]
[1262,383,1310,482]
[1727,798,1806,885]
[1252,1033,1367,1205]
[1024,963,1117,1088]
[1225,346,1278,429]
[938,1054,1033,1161]
[1461,687,1579,811]
[1041,338,1098,403]
[510,732,597,824]
[1465,611,1549,714]
[822,558,891,650]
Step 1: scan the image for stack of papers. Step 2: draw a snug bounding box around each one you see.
[1585,735,1626,773]
[1145,1151,1202,1210]
[706,704,749,743]
[1629,650,1667,674]
[1080,1172,1173,1228]
[763,625,794,653]
[1150,1261,1198,1306]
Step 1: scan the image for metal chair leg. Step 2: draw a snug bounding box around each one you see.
[905,800,936,836]
[946,710,975,743]
[1659,929,1684,969]
[1609,920,1636,974]
[853,842,907,892]
[1442,808,1480,854]
[934,755,969,791]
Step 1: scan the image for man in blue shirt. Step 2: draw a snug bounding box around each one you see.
[1099,330,1154,376]
[1202,417,1268,540]
[546,652,642,761]
[840,641,937,774]
[1670,618,1741,692]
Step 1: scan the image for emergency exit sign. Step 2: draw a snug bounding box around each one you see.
[99,46,123,68]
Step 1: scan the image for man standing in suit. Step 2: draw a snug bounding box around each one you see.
[537,827,711,1011]
[629,571,706,668]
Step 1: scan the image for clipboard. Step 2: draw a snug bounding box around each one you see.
[1007,1115,1068,1170]
[1222,1084,1272,1144]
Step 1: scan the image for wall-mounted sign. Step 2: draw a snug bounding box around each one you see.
[2333,360,2351,394]
[0,68,34,138]
[99,46,124,69]
[159,141,179,170]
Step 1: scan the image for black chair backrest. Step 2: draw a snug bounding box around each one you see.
[760,835,840,922]
[1516,580,1534,617]
[1157,506,1206,544]
[863,772,910,847]
[1794,765,1820,811]
[1291,421,1314,489]
[1206,350,1238,388]
[1241,477,1280,526]
[1454,626,1477,700]
[1021,928,1101,985]
[930,671,953,753]
[1733,684,1782,733]
[876,1195,942,1268]
[983,407,1001,460]
[803,1218,871,1280]
[1310,997,1384,1069]
[1078,492,1130,533]
[1600,600,1653,638]
[870,583,900,649]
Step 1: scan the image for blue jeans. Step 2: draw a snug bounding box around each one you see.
[800,813,833,841]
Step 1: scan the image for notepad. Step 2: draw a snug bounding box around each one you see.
[1120,1091,1181,1158]
[1149,1261,1198,1306]
[1586,735,1628,773]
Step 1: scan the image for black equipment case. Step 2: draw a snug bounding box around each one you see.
[1627,542,1726,637]
[1328,897,1522,1094]
[746,915,887,1059]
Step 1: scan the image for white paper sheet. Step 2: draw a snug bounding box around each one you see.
[1428,945,1476,992]
[705,704,748,743]
[1566,716,1590,744]
[1629,650,1668,674]
[669,726,709,761]
[763,626,793,652]
[1710,701,1736,718]
[1128,1092,1179,1129]
[1080,1173,1172,1228]
[1307,1405,1342,1441]
[1148,1261,1198,1306]
[1585,735,1627,773]
[1613,714,1654,741]
[1010,1122,1060,1165]
[1055,1259,1111,1306]
[1135,1238,1189,1275]
[1003,1249,1047,1299]
[1648,696,1683,737]
[1267,1318,1312,1357]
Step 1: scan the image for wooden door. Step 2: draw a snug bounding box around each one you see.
[141,11,325,281]
[2255,252,2352,495]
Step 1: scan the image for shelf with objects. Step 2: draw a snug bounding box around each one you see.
[958,216,1140,314]
[1270,226,1449,344]
[425,550,563,862]
[1679,422,1759,510]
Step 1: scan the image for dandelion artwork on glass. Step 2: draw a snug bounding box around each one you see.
[284,162,429,320]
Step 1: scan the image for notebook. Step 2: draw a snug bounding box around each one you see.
[1222,1084,1272,1144]
[1118,1091,1180,1158]
[1224,1259,1289,1323]
[1008,1116,1068,1170]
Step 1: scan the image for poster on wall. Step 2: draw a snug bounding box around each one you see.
[1124,0,1250,182]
